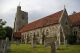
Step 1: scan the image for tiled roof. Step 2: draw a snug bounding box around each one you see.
[19,10,63,32]
[69,12,80,26]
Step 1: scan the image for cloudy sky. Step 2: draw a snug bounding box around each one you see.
[0,0,80,28]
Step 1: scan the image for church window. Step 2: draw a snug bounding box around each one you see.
[46,29,49,36]
[78,26,80,30]
[73,31,77,36]
[37,32,39,37]
[65,21,68,25]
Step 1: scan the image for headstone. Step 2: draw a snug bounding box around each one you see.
[16,39,20,45]
[0,40,5,53]
[44,38,51,47]
[44,37,54,47]
[65,40,68,47]
[44,37,56,53]
[3,38,9,53]
[51,41,56,53]
[44,40,47,47]
[32,38,36,48]
[0,40,3,53]
[55,40,59,49]
[0,38,10,53]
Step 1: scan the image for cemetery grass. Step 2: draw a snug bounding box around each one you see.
[8,44,80,53]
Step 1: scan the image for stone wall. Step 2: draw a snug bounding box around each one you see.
[21,24,61,48]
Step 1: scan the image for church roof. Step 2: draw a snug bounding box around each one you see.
[19,10,63,32]
[69,12,80,26]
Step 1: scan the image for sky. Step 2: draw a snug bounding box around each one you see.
[0,0,80,28]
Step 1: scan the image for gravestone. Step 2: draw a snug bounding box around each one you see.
[64,40,67,47]
[55,40,59,49]
[0,40,3,53]
[51,41,56,53]
[44,37,52,47]
[0,38,10,53]
[16,39,20,45]
[44,37,56,53]
[32,37,36,48]
[3,38,9,53]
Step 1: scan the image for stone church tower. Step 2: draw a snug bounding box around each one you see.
[14,5,28,32]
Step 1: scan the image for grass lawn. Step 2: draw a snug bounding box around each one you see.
[8,44,80,53]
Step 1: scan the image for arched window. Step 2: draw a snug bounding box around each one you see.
[45,28,50,36]
[73,31,77,36]
[78,26,80,30]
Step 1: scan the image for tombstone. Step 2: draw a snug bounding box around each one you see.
[0,37,10,53]
[3,37,9,53]
[51,41,56,53]
[0,38,10,53]
[44,40,47,47]
[32,37,36,48]
[16,39,20,45]
[39,38,43,44]
[0,40,3,53]
[6,37,10,50]
[55,40,60,49]
[44,38,51,47]
[44,37,56,53]
[32,40,36,48]
[64,40,68,47]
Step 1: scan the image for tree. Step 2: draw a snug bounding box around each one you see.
[4,26,13,40]
[0,19,6,39]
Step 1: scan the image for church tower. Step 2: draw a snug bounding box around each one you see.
[14,5,28,32]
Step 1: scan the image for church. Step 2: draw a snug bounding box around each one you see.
[14,5,80,47]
